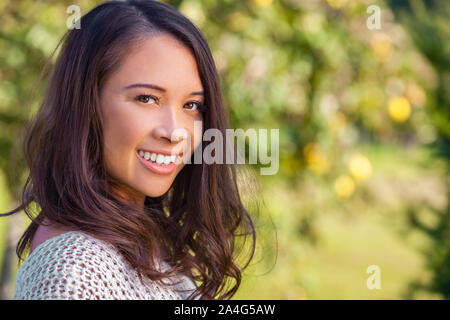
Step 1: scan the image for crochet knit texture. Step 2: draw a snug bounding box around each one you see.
[13,231,199,300]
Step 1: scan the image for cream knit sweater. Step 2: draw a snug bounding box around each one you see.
[13,231,198,300]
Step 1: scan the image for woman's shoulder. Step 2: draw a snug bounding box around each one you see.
[13,230,131,299]
[26,230,123,266]
[13,230,199,300]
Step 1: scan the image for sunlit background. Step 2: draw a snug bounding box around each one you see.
[0,0,448,299]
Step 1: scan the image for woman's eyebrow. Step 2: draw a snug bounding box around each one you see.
[123,83,204,96]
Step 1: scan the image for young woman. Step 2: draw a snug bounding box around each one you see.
[1,0,257,300]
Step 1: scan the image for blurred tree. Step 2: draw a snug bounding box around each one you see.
[388,0,450,299]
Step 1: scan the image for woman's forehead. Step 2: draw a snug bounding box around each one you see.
[110,34,204,94]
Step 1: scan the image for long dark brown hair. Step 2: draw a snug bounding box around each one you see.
[1,0,258,300]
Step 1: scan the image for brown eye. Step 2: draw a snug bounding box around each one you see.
[184,101,202,111]
[136,95,157,104]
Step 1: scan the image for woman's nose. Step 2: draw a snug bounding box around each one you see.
[152,106,185,143]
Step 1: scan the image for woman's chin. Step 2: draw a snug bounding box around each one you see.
[145,190,169,198]
[140,183,172,198]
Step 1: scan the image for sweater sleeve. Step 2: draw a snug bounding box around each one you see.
[13,232,123,300]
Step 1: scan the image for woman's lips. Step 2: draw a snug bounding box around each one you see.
[136,151,177,175]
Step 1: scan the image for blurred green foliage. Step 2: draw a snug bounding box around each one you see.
[0,0,448,299]
[388,0,450,299]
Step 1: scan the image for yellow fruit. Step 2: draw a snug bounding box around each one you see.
[334,175,355,198]
[370,33,392,61]
[388,96,411,122]
[252,0,273,7]
[303,143,330,175]
[348,154,372,181]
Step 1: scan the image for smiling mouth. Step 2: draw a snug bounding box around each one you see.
[137,149,183,166]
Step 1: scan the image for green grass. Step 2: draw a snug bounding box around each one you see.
[233,205,435,299]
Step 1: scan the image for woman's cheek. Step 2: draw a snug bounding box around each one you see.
[107,101,142,146]
[102,102,142,172]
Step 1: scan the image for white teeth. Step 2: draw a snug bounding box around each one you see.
[164,155,171,165]
[156,154,165,164]
[138,150,179,166]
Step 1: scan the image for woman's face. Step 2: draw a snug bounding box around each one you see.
[99,33,204,206]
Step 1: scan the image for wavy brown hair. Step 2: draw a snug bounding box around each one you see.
[1,0,258,300]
